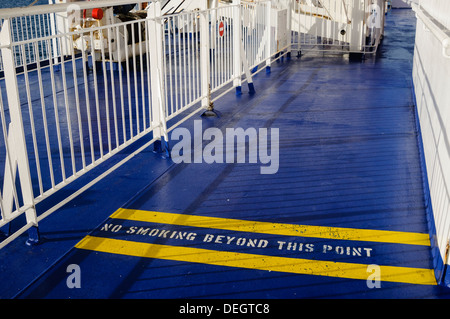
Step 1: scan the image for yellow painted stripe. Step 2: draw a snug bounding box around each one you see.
[76,235,437,285]
[110,208,431,246]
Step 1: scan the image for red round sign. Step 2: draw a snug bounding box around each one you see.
[219,21,224,37]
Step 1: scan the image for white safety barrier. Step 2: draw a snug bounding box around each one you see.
[0,0,284,248]
[0,0,386,249]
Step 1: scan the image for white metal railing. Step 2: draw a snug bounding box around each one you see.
[412,0,450,285]
[291,0,387,55]
[0,0,281,249]
[412,2,450,59]
[0,0,388,73]
[0,13,56,72]
[0,0,386,249]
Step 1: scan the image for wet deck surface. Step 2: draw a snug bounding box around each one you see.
[2,9,450,300]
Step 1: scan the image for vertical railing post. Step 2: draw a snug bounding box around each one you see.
[0,19,39,245]
[297,0,302,56]
[230,0,255,95]
[266,0,272,73]
[199,0,213,114]
[233,0,242,94]
[147,2,169,156]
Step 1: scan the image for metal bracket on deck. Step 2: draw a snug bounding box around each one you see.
[153,136,171,159]
[26,226,40,247]
[201,85,220,117]
[235,39,256,96]
[201,102,220,118]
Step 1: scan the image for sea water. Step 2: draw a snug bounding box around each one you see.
[0,0,48,9]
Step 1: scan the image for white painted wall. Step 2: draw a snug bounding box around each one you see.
[412,0,450,282]
[419,0,450,29]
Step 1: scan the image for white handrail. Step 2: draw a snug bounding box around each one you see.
[0,0,279,249]
[412,3,450,59]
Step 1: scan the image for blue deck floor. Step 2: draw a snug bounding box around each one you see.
[1,9,450,300]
